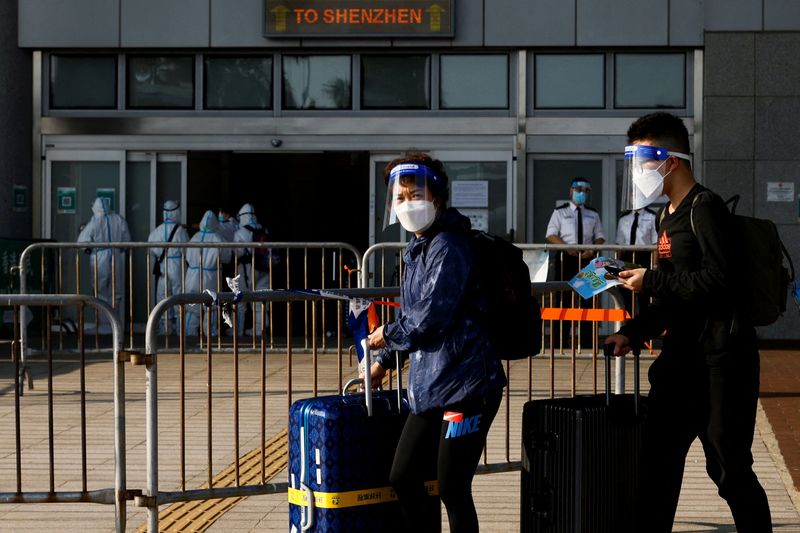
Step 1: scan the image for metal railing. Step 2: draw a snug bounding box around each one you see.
[0,294,128,533]
[137,287,398,532]
[16,241,362,388]
[0,241,658,531]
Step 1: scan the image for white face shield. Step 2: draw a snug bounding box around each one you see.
[163,200,180,223]
[383,163,443,234]
[237,204,257,227]
[621,144,692,210]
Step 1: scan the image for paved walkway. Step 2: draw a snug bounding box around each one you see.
[0,347,797,532]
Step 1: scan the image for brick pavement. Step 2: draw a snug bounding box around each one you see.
[760,349,800,496]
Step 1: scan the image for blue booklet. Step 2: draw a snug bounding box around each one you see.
[568,257,639,300]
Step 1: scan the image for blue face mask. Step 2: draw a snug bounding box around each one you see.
[572,191,587,205]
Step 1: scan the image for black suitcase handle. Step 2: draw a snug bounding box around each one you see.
[603,343,641,417]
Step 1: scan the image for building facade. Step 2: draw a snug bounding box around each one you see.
[14,0,800,338]
[1,0,32,238]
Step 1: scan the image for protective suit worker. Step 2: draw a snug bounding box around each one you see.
[184,210,233,336]
[77,197,131,333]
[147,200,189,332]
[217,207,238,242]
[234,203,275,335]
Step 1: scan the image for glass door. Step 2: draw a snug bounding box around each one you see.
[45,150,126,299]
[126,152,187,328]
[434,150,514,239]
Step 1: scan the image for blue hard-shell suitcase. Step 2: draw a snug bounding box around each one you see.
[288,385,410,533]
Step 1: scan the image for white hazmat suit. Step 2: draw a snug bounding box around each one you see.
[234,203,275,334]
[77,197,131,333]
[184,210,232,336]
[147,200,189,331]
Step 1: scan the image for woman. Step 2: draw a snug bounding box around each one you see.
[366,153,506,533]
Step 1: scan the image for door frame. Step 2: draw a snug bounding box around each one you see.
[126,152,188,229]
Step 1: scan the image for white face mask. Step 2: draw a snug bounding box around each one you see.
[631,160,671,209]
[394,200,436,234]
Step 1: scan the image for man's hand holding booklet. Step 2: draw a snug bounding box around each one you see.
[568,257,641,300]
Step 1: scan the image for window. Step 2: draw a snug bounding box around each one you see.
[362,55,430,109]
[50,55,117,109]
[535,54,605,109]
[615,53,685,108]
[282,55,351,110]
[127,56,194,109]
[440,54,508,109]
[204,56,272,110]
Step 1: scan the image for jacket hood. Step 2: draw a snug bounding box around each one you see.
[200,210,219,232]
[92,197,112,218]
[429,207,471,234]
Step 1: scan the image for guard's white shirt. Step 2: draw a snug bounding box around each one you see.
[546,202,605,244]
[614,208,658,245]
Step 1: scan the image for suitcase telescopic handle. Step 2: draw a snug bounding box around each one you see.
[350,350,404,417]
[603,343,641,416]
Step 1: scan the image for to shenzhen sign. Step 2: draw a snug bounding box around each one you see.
[264,0,453,37]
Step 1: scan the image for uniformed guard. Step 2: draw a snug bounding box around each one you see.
[545,177,605,348]
[615,207,658,316]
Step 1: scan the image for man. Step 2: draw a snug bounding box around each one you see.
[606,112,772,532]
[147,200,189,332]
[77,197,131,333]
[545,177,605,347]
[614,206,657,317]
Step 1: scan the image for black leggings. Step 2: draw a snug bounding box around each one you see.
[389,389,503,533]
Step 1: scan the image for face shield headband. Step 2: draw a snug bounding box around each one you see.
[384,163,443,230]
[621,145,692,211]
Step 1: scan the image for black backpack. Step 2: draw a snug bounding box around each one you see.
[670,193,796,327]
[242,225,277,273]
[470,231,542,359]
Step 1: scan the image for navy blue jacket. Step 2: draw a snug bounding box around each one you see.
[377,208,507,414]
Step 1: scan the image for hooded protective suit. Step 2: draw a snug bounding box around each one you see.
[184,210,233,336]
[234,203,273,333]
[77,197,131,332]
[148,200,189,329]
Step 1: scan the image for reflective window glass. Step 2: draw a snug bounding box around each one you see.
[50,55,117,109]
[440,55,508,109]
[615,53,685,108]
[205,56,273,110]
[362,55,430,109]
[535,54,604,109]
[127,56,194,109]
[282,55,351,110]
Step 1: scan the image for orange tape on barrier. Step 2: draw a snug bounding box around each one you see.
[540,308,630,322]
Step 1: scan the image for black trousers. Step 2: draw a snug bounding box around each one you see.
[389,388,503,533]
[635,340,773,532]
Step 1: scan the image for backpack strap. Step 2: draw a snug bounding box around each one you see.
[156,222,181,265]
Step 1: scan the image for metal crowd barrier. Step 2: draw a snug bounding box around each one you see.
[0,294,128,533]
[137,287,398,532]
[16,241,362,389]
[1,241,659,531]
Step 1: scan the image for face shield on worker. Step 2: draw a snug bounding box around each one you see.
[383,163,443,234]
[620,144,692,211]
[163,200,180,223]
